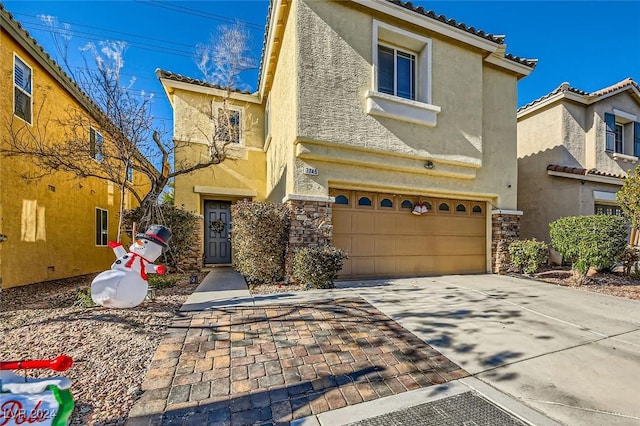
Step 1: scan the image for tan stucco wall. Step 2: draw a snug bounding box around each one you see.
[289,0,518,209]
[264,0,298,203]
[517,92,640,241]
[0,33,138,288]
[589,92,640,175]
[172,88,266,213]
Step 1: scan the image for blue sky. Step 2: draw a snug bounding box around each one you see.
[5,1,640,129]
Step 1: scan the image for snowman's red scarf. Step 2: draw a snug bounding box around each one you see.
[125,253,151,280]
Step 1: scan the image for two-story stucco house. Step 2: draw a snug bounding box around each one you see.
[0,5,146,288]
[159,0,535,278]
[517,78,640,242]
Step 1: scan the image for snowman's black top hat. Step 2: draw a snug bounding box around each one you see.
[137,224,172,248]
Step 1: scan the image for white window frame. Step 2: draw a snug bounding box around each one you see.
[367,20,441,127]
[213,102,243,145]
[377,43,417,100]
[95,208,108,246]
[90,127,104,162]
[13,54,33,125]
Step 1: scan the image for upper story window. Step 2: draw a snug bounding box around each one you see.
[605,111,640,158]
[14,55,32,124]
[216,105,242,144]
[367,21,440,127]
[90,127,104,162]
[378,45,416,101]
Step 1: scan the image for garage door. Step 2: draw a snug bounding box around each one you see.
[331,190,487,278]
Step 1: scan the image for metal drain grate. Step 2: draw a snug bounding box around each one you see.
[347,391,527,426]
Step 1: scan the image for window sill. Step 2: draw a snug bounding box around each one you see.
[365,90,441,127]
[612,152,638,163]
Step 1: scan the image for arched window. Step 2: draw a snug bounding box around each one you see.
[380,198,393,208]
[401,200,413,209]
[456,204,466,213]
[358,197,372,206]
[472,205,482,214]
[335,195,349,205]
[438,202,449,211]
[424,202,432,211]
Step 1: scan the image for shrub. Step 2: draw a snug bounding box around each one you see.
[231,201,290,283]
[76,288,97,308]
[292,245,348,289]
[122,205,199,269]
[508,240,548,274]
[618,245,640,275]
[148,274,179,289]
[549,215,627,280]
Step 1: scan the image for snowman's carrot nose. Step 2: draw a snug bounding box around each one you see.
[135,239,144,245]
[0,355,73,372]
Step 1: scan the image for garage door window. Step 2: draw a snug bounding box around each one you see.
[335,195,349,205]
[472,205,483,214]
[380,198,393,208]
[438,202,450,212]
[456,203,467,214]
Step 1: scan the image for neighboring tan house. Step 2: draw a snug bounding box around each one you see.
[0,5,146,288]
[158,0,536,278]
[517,78,640,242]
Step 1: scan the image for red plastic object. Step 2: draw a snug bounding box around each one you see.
[0,355,73,372]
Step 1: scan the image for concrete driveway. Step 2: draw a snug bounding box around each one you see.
[318,274,640,426]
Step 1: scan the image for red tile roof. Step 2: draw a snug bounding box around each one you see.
[546,164,625,180]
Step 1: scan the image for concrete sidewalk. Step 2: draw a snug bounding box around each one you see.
[179,267,252,311]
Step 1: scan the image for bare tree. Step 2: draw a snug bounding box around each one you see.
[1,19,254,235]
[195,21,257,90]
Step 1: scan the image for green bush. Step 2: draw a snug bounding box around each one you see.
[122,205,198,269]
[549,215,627,277]
[231,201,290,283]
[292,245,348,289]
[508,240,548,274]
[148,274,179,289]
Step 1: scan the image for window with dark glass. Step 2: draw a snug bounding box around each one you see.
[380,198,393,208]
[14,55,32,123]
[96,208,108,246]
[595,204,623,216]
[335,195,349,205]
[358,197,372,206]
[378,45,416,100]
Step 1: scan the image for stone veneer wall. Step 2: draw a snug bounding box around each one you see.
[492,213,521,274]
[181,215,204,271]
[284,198,333,278]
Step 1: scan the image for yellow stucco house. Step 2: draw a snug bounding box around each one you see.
[0,5,145,288]
[159,0,535,277]
[517,78,640,242]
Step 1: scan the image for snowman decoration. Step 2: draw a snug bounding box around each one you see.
[91,224,172,308]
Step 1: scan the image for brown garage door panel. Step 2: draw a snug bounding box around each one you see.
[344,255,486,278]
[331,191,487,278]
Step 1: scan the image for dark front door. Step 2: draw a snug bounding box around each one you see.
[204,201,231,264]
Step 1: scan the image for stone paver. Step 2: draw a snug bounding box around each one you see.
[127,297,467,425]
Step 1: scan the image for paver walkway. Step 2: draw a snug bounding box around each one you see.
[127,297,467,425]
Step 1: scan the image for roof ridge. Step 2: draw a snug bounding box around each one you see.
[519,78,640,113]
[155,69,254,95]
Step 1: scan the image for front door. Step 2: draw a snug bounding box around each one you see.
[204,201,231,264]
